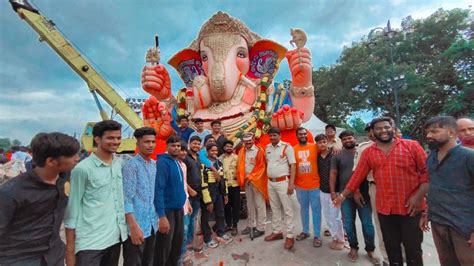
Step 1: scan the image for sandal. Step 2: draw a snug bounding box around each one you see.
[324,229,331,237]
[313,237,322,247]
[367,251,381,265]
[330,240,344,250]
[348,248,358,262]
[296,232,310,241]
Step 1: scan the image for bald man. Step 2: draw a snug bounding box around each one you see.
[457,118,474,149]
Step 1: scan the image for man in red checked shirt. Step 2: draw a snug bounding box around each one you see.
[333,116,428,266]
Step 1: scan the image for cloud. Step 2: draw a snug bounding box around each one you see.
[1,0,471,143]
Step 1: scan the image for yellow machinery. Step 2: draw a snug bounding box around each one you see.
[10,0,142,153]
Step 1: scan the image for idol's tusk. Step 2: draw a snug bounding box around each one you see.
[240,75,258,89]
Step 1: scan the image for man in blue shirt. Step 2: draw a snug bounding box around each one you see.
[172,116,195,143]
[11,145,32,163]
[122,127,158,266]
[154,136,187,266]
[188,118,211,145]
[421,116,474,266]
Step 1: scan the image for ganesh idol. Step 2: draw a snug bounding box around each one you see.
[140,12,315,152]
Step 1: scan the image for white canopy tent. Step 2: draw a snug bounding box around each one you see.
[302,115,346,137]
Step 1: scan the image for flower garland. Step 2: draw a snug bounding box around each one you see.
[176,88,188,116]
[233,75,272,140]
[175,75,272,141]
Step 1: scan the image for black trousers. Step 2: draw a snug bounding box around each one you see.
[75,242,121,266]
[123,230,156,266]
[154,209,184,266]
[225,186,241,228]
[4,257,48,266]
[378,213,423,266]
[201,183,225,243]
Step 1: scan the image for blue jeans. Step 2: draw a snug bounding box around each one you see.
[182,197,200,252]
[181,214,191,255]
[295,188,322,237]
[341,196,375,251]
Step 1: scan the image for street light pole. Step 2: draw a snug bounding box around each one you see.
[387,30,401,127]
[368,20,402,127]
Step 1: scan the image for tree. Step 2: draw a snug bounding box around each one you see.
[349,116,367,134]
[313,8,473,141]
[12,139,22,146]
[0,138,12,150]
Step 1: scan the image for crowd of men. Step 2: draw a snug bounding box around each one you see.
[0,115,473,266]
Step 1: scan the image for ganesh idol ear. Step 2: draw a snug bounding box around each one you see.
[168,49,205,87]
[247,39,288,80]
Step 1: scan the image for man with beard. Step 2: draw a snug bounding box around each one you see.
[65,120,128,266]
[0,133,80,266]
[334,117,428,266]
[220,140,240,236]
[457,117,474,149]
[420,116,474,265]
[330,130,378,263]
[293,127,322,247]
[354,123,388,263]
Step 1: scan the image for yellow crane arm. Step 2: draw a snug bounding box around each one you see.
[10,0,143,129]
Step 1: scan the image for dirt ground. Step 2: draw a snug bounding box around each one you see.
[185,209,440,266]
[60,206,440,266]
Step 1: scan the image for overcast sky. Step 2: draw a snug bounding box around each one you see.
[0,0,471,144]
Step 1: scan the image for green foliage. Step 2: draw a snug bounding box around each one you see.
[313,8,473,140]
[0,138,12,150]
[349,117,367,134]
[0,138,22,150]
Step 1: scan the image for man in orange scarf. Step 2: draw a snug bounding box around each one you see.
[237,132,267,238]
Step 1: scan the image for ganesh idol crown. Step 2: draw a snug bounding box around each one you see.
[141,11,315,148]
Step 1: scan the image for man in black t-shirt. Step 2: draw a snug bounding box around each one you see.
[329,130,378,263]
[182,136,203,251]
[315,134,345,250]
[0,132,80,266]
[210,120,227,156]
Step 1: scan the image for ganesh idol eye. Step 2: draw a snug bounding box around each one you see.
[236,48,248,58]
[200,52,208,62]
